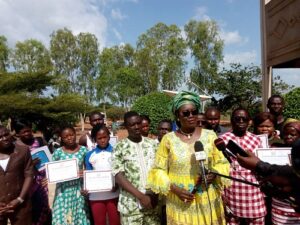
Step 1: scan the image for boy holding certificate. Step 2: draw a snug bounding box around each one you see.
[84,124,120,225]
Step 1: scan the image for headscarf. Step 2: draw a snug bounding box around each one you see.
[170,91,201,115]
[284,120,300,133]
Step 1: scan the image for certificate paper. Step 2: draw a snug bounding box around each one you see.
[256,148,291,165]
[45,159,79,183]
[256,134,269,148]
[84,170,113,193]
[31,145,52,171]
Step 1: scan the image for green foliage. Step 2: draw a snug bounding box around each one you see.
[136,23,187,93]
[132,92,172,134]
[212,63,262,113]
[0,36,9,72]
[284,87,300,120]
[185,20,224,94]
[106,106,126,121]
[11,39,52,73]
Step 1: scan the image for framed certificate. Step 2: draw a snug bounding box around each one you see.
[45,158,79,183]
[31,145,52,171]
[84,170,113,193]
[256,134,269,148]
[256,148,291,166]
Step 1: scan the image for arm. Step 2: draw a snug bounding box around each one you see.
[8,149,33,209]
[78,134,87,147]
[115,172,152,208]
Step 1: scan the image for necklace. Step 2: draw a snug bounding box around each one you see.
[179,128,195,139]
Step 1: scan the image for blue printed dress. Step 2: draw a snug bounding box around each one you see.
[51,146,90,225]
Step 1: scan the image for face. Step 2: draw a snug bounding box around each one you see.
[283,126,300,146]
[0,128,13,150]
[205,110,220,130]
[268,97,284,116]
[232,110,250,135]
[90,114,104,127]
[18,127,34,142]
[126,116,142,140]
[197,115,207,128]
[256,119,275,138]
[177,104,198,129]
[95,129,110,149]
[157,122,172,141]
[141,119,150,137]
[61,128,76,147]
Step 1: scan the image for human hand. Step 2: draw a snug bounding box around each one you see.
[41,178,48,188]
[236,151,260,171]
[0,203,14,216]
[32,158,41,166]
[78,170,84,178]
[80,190,89,198]
[7,199,20,210]
[138,193,152,209]
[206,173,216,185]
[171,184,195,203]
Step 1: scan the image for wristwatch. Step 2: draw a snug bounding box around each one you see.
[17,197,24,204]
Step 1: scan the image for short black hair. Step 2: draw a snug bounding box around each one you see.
[267,94,284,106]
[158,119,172,129]
[60,126,76,136]
[11,118,32,134]
[140,115,151,124]
[89,112,104,120]
[91,124,110,142]
[124,111,140,126]
[231,108,249,121]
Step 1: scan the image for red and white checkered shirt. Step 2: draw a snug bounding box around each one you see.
[220,131,266,218]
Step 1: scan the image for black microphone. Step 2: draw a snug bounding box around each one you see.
[191,141,208,194]
[214,138,233,164]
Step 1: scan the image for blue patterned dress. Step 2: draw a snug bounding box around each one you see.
[51,146,90,225]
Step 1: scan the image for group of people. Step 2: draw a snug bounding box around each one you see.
[0,91,299,225]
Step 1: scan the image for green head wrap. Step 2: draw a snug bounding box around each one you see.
[170,91,201,115]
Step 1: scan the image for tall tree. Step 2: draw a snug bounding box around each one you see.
[136,23,187,93]
[76,32,99,103]
[11,39,52,73]
[185,20,224,94]
[0,36,9,72]
[50,28,79,94]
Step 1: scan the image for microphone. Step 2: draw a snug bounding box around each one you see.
[191,141,208,194]
[214,138,233,164]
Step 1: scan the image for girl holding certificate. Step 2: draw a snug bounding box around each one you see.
[84,124,120,225]
[51,127,90,225]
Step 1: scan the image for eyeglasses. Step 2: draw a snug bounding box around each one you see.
[181,110,198,117]
[233,116,250,123]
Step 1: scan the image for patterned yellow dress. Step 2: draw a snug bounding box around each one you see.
[147,129,230,225]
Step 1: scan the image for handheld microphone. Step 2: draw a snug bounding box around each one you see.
[191,141,208,194]
[214,138,233,164]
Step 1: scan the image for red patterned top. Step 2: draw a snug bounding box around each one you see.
[220,131,266,218]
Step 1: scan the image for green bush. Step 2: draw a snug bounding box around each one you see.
[106,106,126,121]
[132,92,173,134]
[284,87,300,120]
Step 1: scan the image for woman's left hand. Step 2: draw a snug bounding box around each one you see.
[7,199,20,210]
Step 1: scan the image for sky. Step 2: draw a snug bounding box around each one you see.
[0,0,299,88]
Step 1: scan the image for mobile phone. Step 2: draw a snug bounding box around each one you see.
[226,140,248,157]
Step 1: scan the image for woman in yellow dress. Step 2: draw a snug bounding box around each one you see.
[147,91,230,225]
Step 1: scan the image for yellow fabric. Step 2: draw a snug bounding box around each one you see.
[147,129,230,225]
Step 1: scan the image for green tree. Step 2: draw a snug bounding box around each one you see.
[50,28,79,93]
[136,23,187,93]
[284,87,300,120]
[184,20,224,94]
[77,32,99,103]
[0,36,10,72]
[212,63,262,113]
[11,39,52,73]
[132,92,173,134]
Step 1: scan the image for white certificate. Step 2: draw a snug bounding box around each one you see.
[84,170,113,193]
[256,134,269,148]
[256,148,291,166]
[45,158,79,183]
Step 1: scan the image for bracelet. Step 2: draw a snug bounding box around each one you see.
[17,197,24,204]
